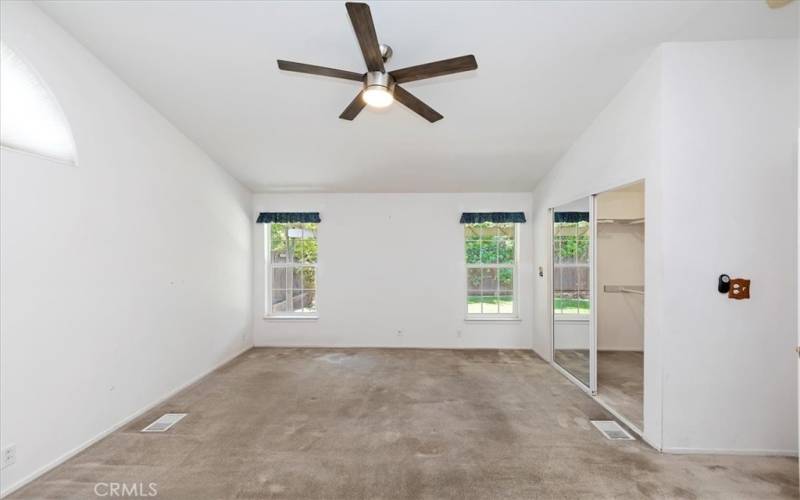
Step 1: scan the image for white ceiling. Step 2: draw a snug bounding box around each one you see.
[36,0,796,193]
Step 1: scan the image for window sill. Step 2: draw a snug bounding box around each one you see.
[263,315,319,321]
[464,316,521,323]
[554,315,590,322]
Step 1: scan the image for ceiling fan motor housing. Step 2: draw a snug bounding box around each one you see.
[365,71,395,93]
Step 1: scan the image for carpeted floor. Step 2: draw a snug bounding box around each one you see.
[553,349,645,430]
[597,350,644,430]
[9,348,798,499]
[553,348,590,386]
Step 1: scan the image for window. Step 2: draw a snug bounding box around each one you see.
[0,40,76,163]
[553,220,590,315]
[266,222,318,316]
[465,222,517,317]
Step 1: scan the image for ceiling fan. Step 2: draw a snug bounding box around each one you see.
[277,2,477,123]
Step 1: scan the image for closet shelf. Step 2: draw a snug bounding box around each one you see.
[603,285,644,295]
[597,218,644,225]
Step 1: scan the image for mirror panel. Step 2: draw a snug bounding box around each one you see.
[553,197,592,387]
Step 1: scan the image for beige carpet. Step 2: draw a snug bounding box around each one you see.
[9,348,798,499]
[598,350,644,430]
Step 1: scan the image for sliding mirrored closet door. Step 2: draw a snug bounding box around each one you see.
[552,197,596,392]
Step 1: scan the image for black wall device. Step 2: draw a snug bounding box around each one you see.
[718,274,731,294]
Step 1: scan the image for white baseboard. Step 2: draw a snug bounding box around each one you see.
[662,446,798,458]
[0,346,253,498]
[252,343,533,349]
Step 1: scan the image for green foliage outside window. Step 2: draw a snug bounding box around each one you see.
[554,222,589,261]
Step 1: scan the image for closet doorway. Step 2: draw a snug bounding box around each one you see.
[595,181,645,431]
[550,181,645,435]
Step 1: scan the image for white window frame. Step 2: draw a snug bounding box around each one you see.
[464,222,520,321]
[264,223,319,319]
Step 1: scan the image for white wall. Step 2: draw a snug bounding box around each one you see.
[596,222,644,351]
[531,39,798,454]
[253,193,533,349]
[597,189,644,351]
[658,40,797,455]
[0,2,253,495]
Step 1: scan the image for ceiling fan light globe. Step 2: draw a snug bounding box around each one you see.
[363,86,394,108]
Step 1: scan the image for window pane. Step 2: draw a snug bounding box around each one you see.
[272,267,288,290]
[302,236,318,264]
[272,290,287,313]
[303,223,318,238]
[481,268,498,291]
[497,223,514,239]
[554,295,589,315]
[560,235,575,263]
[553,265,563,291]
[465,240,480,264]
[285,224,301,263]
[480,237,497,264]
[464,224,481,241]
[301,267,316,290]
[290,237,303,263]
[467,268,482,292]
[553,237,561,264]
[499,268,513,292]
[498,238,514,264]
[467,293,482,314]
[271,224,288,263]
[290,289,304,312]
[499,293,514,314]
[291,267,304,290]
[303,290,317,312]
[482,223,501,238]
[554,293,563,314]
[577,235,589,264]
[482,294,499,314]
[576,265,590,292]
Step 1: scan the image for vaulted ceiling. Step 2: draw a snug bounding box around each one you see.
[37,1,796,192]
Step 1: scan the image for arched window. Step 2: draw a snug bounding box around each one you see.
[1,40,76,164]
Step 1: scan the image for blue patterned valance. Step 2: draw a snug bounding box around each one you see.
[459,212,526,224]
[256,212,321,224]
[554,212,589,223]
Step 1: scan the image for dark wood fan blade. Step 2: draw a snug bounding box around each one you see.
[393,85,443,123]
[345,3,384,73]
[339,91,367,120]
[277,60,364,81]
[390,55,477,84]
